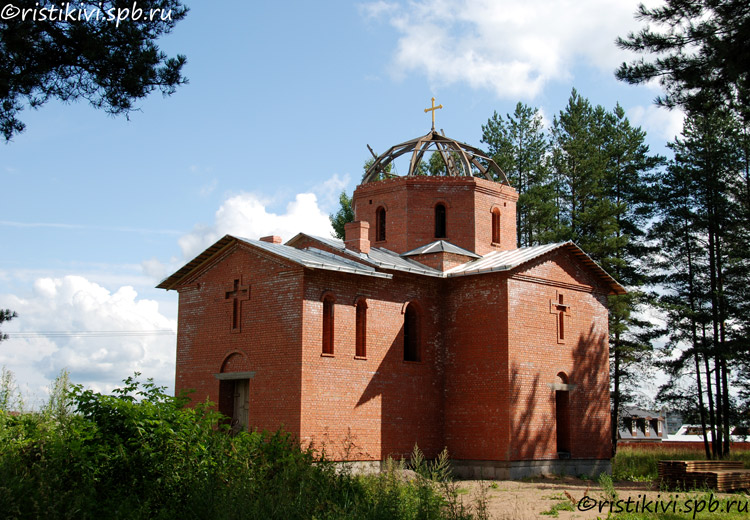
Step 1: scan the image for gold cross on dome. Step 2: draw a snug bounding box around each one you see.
[424,97,443,130]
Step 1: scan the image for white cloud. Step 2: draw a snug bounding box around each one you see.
[0,275,176,405]
[312,172,351,209]
[141,257,169,281]
[627,104,685,142]
[178,190,335,260]
[199,178,218,197]
[364,0,648,98]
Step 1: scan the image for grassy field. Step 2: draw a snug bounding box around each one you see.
[613,444,750,482]
[608,445,750,519]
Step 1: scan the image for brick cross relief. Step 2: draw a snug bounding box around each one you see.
[550,293,571,342]
[225,279,250,331]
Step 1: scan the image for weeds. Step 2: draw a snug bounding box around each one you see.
[598,471,617,501]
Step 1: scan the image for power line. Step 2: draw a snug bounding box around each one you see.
[8,330,175,338]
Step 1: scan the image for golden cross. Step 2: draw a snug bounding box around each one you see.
[424,97,443,130]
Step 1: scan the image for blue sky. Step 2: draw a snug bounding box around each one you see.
[0,0,680,404]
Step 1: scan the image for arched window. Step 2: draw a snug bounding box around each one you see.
[355,299,367,358]
[491,208,501,244]
[322,295,335,355]
[375,206,386,241]
[435,203,446,238]
[404,303,420,362]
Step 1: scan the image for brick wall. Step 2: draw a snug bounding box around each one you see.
[175,243,304,438]
[443,272,510,461]
[352,177,518,255]
[172,181,614,468]
[505,251,612,461]
[299,269,445,461]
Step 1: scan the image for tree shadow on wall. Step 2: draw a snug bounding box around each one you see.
[356,323,443,461]
[569,323,611,459]
[508,323,610,462]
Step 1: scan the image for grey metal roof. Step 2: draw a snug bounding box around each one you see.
[401,240,481,258]
[444,242,565,276]
[157,234,391,290]
[444,241,627,294]
[160,233,625,295]
[243,238,391,279]
[284,234,626,293]
[622,406,663,419]
[286,234,444,277]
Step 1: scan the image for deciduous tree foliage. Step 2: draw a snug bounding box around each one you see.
[329,190,354,240]
[0,0,188,140]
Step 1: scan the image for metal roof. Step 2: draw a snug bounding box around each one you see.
[245,239,391,279]
[285,234,625,293]
[444,241,627,294]
[159,234,625,295]
[286,234,444,277]
[444,242,566,275]
[156,235,391,290]
[401,240,481,258]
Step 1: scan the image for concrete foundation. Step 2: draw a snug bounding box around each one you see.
[335,458,612,480]
[450,459,612,480]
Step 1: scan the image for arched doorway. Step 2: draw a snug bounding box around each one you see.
[217,352,254,432]
[555,372,571,458]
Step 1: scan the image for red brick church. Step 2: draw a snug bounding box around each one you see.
[158,124,623,478]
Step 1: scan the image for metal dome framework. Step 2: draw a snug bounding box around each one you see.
[363,130,510,185]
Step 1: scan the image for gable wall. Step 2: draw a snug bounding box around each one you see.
[175,245,304,437]
[505,251,612,461]
[300,269,445,461]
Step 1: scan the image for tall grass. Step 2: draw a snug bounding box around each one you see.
[613,444,750,481]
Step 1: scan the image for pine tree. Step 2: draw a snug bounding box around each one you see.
[616,0,750,120]
[481,102,556,247]
[549,90,663,454]
[0,1,189,140]
[653,106,745,457]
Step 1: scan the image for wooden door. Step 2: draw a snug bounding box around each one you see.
[233,379,250,431]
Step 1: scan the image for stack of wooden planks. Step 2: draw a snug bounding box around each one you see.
[658,460,750,492]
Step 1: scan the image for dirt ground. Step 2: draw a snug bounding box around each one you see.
[453,477,742,519]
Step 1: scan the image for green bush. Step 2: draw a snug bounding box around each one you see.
[0,374,476,520]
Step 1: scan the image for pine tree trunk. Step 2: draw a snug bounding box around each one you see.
[612,340,621,457]
[702,324,717,458]
[685,223,711,458]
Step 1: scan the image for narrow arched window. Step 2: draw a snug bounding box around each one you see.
[375,206,386,241]
[322,295,335,355]
[491,208,501,244]
[404,303,420,362]
[435,203,446,238]
[355,300,367,358]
